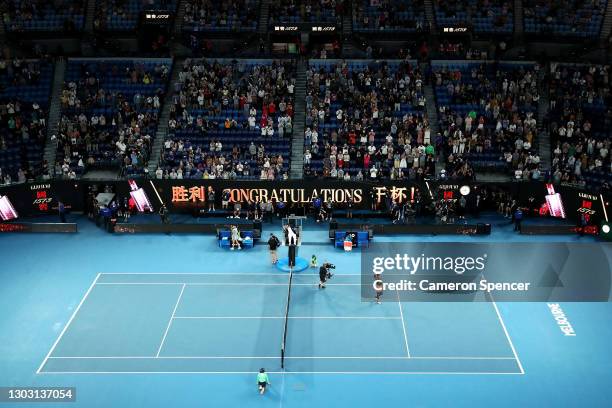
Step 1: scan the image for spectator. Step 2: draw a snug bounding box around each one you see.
[304,60,435,180]
[161,59,296,180]
[57,60,170,178]
[183,0,258,33]
[547,63,611,191]
[434,62,540,179]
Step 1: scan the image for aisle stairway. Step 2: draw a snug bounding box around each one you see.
[258,0,271,36]
[424,0,437,31]
[422,64,441,175]
[43,58,66,176]
[84,0,96,33]
[173,0,187,35]
[147,59,183,176]
[342,0,353,36]
[513,0,524,41]
[601,0,612,41]
[537,67,551,173]
[289,59,307,179]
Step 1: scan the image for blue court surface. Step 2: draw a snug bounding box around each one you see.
[1,216,612,407]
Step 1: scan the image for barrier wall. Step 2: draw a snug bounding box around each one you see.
[0,180,609,226]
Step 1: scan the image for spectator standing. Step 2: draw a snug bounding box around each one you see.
[514,207,523,232]
[221,190,231,210]
[207,187,216,212]
[58,201,66,223]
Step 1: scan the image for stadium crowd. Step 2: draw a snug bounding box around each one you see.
[2,0,85,32]
[434,0,513,34]
[182,0,259,32]
[0,58,52,184]
[55,60,170,178]
[547,63,611,190]
[0,55,609,192]
[433,62,542,180]
[161,59,295,180]
[303,60,436,181]
[523,0,606,38]
[93,0,176,31]
[269,0,344,25]
[353,0,426,32]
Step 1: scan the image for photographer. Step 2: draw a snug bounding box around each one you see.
[316,206,327,223]
[318,262,335,289]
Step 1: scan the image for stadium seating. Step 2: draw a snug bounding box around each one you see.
[160,59,295,180]
[182,0,259,32]
[432,60,540,178]
[547,63,611,191]
[0,59,53,184]
[304,59,435,180]
[353,0,426,33]
[524,0,606,39]
[269,0,343,26]
[56,58,172,178]
[434,0,513,34]
[94,0,177,31]
[3,0,85,32]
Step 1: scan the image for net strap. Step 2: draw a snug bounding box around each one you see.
[281,268,293,369]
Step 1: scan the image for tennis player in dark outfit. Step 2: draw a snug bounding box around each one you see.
[374,279,383,304]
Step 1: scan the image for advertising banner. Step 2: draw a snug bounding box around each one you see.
[0,180,609,226]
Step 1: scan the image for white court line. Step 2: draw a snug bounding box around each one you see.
[173,316,401,319]
[39,273,523,376]
[38,371,524,375]
[396,289,411,358]
[155,284,186,358]
[47,356,516,360]
[279,365,286,408]
[36,273,101,374]
[95,283,362,286]
[488,292,525,374]
[100,272,363,276]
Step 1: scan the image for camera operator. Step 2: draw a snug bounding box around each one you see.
[318,262,335,289]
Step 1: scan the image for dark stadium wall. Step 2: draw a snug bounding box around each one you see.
[0,181,609,225]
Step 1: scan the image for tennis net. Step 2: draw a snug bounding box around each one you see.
[280,268,294,369]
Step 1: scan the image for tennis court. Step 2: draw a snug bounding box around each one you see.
[37,272,522,375]
[2,220,612,407]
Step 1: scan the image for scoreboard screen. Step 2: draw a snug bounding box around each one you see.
[544,184,566,219]
[0,195,18,221]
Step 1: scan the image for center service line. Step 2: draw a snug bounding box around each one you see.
[396,289,411,358]
[156,284,186,358]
